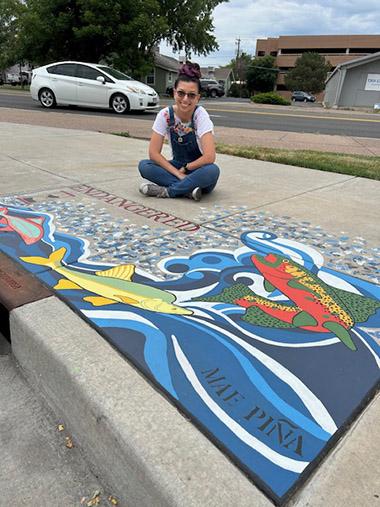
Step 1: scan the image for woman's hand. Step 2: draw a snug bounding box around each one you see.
[177,170,186,180]
[149,132,181,177]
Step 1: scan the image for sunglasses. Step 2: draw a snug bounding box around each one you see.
[176,90,199,100]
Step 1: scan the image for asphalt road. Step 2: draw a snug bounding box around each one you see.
[1,90,380,138]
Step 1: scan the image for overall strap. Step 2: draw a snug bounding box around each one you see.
[190,105,199,129]
[168,106,175,127]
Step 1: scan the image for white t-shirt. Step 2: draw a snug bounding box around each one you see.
[152,106,214,154]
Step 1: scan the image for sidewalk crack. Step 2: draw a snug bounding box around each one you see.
[5,155,74,182]
[350,136,378,156]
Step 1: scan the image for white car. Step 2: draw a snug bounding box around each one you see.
[30,61,159,113]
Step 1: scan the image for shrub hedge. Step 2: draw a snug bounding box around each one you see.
[251,92,291,105]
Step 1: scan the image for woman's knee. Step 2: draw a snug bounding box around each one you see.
[203,163,220,182]
[138,159,153,177]
[210,163,220,179]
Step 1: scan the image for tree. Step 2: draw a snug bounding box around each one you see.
[0,0,25,70]
[285,52,331,94]
[246,55,277,93]
[223,52,254,83]
[11,0,225,78]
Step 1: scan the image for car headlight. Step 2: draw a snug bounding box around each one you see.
[125,86,140,93]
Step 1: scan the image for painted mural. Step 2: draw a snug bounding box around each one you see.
[1,202,379,505]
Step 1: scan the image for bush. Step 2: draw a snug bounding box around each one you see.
[251,92,290,105]
[228,83,249,98]
[228,83,238,97]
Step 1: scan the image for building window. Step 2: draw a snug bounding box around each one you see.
[146,69,155,85]
[257,51,265,56]
[281,48,351,55]
[168,72,173,83]
[270,51,278,56]
[349,47,380,54]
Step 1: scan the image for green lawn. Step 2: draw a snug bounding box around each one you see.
[0,84,30,92]
[216,143,380,181]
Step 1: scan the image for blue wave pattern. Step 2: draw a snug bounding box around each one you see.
[1,205,379,502]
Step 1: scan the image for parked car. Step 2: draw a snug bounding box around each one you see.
[199,79,225,98]
[291,91,316,102]
[4,71,31,86]
[166,78,225,98]
[6,73,20,85]
[30,61,159,113]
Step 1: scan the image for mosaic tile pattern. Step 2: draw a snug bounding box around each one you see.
[135,229,241,279]
[204,210,380,284]
[2,196,378,284]
[197,204,249,223]
[1,197,172,265]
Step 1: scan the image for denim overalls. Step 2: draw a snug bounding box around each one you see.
[138,106,220,197]
[168,105,203,166]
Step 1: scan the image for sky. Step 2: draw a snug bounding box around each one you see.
[160,0,380,67]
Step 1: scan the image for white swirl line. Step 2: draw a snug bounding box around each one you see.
[185,315,337,434]
[352,328,380,368]
[171,334,309,473]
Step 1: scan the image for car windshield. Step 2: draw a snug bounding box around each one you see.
[97,66,133,81]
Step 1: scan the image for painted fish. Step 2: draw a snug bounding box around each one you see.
[196,253,380,351]
[20,247,192,316]
[0,207,44,245]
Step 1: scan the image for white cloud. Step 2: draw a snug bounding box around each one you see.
[160,0,380,66]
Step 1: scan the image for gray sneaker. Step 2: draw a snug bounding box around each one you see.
[139,183,169,198]
[186,187,202,201]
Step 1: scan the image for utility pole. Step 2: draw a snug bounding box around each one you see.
[236,37,241,97]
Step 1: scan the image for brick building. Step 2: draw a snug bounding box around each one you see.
[255,35,380,98]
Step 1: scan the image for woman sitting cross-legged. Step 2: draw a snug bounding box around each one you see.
[138,61,220,202]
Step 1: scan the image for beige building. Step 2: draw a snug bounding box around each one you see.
[324,52,380,108]
[255,35,380,98]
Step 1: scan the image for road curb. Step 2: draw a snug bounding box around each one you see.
[0,252,52,338]
[10,297,269,507]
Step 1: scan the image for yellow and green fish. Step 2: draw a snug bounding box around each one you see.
[20,247,192,315]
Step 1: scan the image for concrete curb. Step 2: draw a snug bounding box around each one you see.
[10,297,270,507]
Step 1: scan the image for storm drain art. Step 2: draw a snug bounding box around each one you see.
[1,203,379,505]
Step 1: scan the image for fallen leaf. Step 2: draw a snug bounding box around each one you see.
[87,490,101,506]
[108,495,119,505]
[80,497,87,505]
[65,436,74,449]
[57,424,65,432]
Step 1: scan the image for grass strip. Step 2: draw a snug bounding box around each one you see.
[216,143,380,181]
[0,85,30,92]
[111,131,130,138]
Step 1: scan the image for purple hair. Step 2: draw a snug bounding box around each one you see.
[174,61,201,92]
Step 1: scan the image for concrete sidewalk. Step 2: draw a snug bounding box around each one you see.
[0,122,379,507]
[0,333,107,506]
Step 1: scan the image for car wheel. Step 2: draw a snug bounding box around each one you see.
[39,88,56,108]
[111,93,130,114]
[210,89,217,98]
